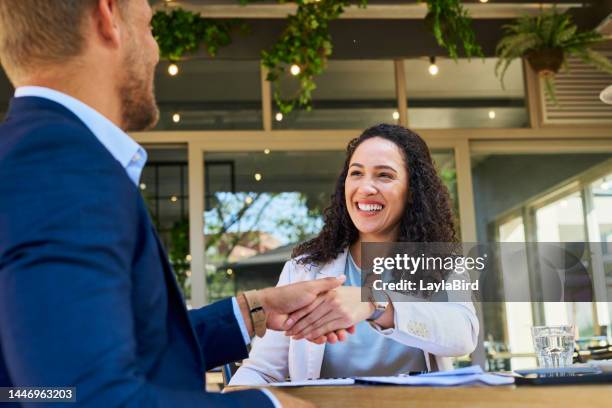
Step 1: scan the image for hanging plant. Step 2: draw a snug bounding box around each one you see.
[495,10,612,104]
[151,1,483,113]
[422,0,483,60]
[262,0,366,114]
[152,8,241,60]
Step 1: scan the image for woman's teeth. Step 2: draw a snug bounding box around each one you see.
[357,203,383,212]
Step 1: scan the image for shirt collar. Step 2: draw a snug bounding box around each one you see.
[14,86,147,186]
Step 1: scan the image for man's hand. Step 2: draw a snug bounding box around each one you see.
[284,286,375,341]
[259,276,346,331]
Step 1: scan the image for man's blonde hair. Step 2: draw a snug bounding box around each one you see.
[0,0,125,81]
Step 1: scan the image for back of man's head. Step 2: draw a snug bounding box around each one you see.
[0,0,125,83]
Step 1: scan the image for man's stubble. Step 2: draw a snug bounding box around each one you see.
[118,34,159,132]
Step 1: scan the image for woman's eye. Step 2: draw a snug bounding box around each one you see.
[350,171,362,176]
[379,173,393,179]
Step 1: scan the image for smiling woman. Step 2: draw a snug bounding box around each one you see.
[229,124,479,385]
[345,138,409,243]
[293,124,457,272]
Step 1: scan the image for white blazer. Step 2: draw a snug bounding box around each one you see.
[230,248,479,385]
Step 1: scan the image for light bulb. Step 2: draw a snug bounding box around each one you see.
[392,111,400,120]
[254,173,262,181]
[264,149,271,154]
[275,112,283,122]
[245,196,253,205]
[170,196,178,202]
[172,113,181,123]
[488,110,496,119]
[480,0,488,3]
[139,183,147,190]
[226,268,233,276]
[290,64,301,76]
[168,63,179,76]
[428,57,439,76]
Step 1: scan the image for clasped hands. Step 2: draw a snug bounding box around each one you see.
[258,276,393,344]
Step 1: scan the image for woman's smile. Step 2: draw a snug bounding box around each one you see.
[355,200,385,217]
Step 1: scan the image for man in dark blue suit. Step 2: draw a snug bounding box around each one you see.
[0,1,350,407]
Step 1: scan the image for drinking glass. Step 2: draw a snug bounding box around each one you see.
[531,325,575,368]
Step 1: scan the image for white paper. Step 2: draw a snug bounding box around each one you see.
[268,378,355,387]
[266,366,514,387]
[357,365,514,386]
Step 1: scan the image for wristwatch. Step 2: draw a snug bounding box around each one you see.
[366,290,388,322]
[242,290,267,337]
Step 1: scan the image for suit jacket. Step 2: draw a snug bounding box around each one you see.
[230,248,479,385]
[0,97,272,407]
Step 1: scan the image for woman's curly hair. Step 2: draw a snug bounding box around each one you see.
[292,123,457,267]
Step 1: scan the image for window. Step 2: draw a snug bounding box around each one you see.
[406,58,528,128]
[141,145,191,298]
[476,152,612,368]
[273,60,397,129]
[154,60,262,130]
[534,192,593,336]
[203,150,344,301]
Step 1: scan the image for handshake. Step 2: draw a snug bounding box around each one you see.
[238,276,393,344]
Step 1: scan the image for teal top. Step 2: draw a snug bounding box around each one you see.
[319,252,426,378]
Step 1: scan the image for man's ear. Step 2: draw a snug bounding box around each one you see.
[94,0,122,49]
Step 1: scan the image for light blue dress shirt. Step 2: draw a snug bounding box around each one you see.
[320,252,426,378]
[13,86,279,406]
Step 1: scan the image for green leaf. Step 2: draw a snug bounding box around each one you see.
[495,8,609,90]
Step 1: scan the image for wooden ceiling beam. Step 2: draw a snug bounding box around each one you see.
[155,2,582,20]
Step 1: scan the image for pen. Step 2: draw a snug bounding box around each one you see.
[399,371,428,376]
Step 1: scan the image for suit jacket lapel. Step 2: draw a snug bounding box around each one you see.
[147,219,205,372]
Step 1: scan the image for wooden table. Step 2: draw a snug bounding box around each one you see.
[273,384,612,408]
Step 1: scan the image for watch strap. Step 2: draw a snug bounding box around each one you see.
[366,289,388,322]
[243,290,267,337]
[367,303,387,322]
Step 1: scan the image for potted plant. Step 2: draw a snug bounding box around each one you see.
[423,0,483,60]
[495,9,612,103]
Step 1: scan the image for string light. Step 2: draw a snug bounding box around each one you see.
[168,63,179,76]
[245,196,253,205]
[392,111,400,120]
[264,148,271,154]
[170,196,178,202]
[226,268,233,276]
[254,173,262,181]
[290,64,301,76]
[172,113,181,123]
[275,112,283,122]
[488,110,496,119]
[186,254,192,262]
[480,0,489,3]
[428,56,439,76]
[139,183,147,190]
